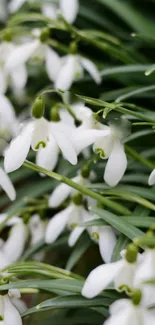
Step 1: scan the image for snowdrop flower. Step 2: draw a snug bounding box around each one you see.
[93,118,130,187]
[29,214,46,260]
[0,41,27,95]
[82,249,138,298]
[90,225,117,263]
[0,239,10,269]
[104,298,155,325]
[5,28,62,85]
[0,0,7,22]
[3,221,28,264]
[9,0,79,24]
[0,290,22,325]
[0,94,19,142]
[0,168,16,201]
[55,54,101,91]
[148,169,155,186]
[9,289,27,315]
[45,201,88,245]
[134,248,155,287]
[48,173,89,208]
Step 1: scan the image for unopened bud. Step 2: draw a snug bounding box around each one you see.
[81,166,90,178]
[125,243,138,263]
[32,96,45,119]
[69,41,77,54]
[72,193,83,205]
[40,28,50,42]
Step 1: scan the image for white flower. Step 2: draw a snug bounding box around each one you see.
[0,0,7,22]
[8,0,26,13]
[8,289,27,315]
[41,3,57,20]
[104,298,155,325]
[0,41,27,96]
[0,168,16,201]
[90,225,117,263]
[55,54,101,90]
[93,118,130,187]
[29,214,46,260]
[82,250,138,298]
[3,221,28,264]
[0,291,22,325]
[48,174,89,208]
[0,94,19,142]
[148,169,155,186]
[134,249,155,287]
[45,202,88,244]
[59,0,79,24]
[5,31,61,84]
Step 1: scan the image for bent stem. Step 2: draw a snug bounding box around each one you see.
[23,160,131,215]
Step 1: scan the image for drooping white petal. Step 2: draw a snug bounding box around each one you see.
[60,0,79,23]
[68,227,85,247]
[8,0,25,13]
[72,129,110,155]
[4,222,28,263]
[31,118,50,151]
[0,94,15,124]
[41,3,57,19]
[0,68,7,94]
[80,57,101,84]
[45,205,73,243]
[45,46,61,82]
[0,295,4,321]
[4,122,33,173]
[93,134,113,159]
[59,109,75,127]
[114,262,136,291]
[109,298,132,315]
[55,55,77,90]
[0,214,20,226]
[10,298,27,314]
[5,40,39,71]
[104,302,137,325]
[82,261,123,298]
[51,123,77,165]
[104,139,127,187]
[3,295,22,325]
[0,0,7,22]
[148,169,155,186]
[10,64,27,92]
[144,309,155,325]
[29,214,45,246]
[48,176,80,208]
[0,251,10,269]
[36,135,59,172]
[134,250,155,287]
[8,289,21,299]
[0,168,16,201]
[99,226,117,263]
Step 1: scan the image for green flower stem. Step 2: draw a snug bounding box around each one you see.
[24,160,131,215]
[125,145,155,170]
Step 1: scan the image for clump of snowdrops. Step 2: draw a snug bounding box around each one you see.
[0,0,155,324]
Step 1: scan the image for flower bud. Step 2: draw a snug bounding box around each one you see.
[32,96,45,119]
[72,193,83,205]
[69,41,78,54]
[125,243,138,263]
[40,28,50,42]
[81,166,90,178]
[50,107,60,122]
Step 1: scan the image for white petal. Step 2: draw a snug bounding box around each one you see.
[45,206,72,243]
[148,169,155,186]
[114,263,136,291]
[31,118,50,151]
[68,227,85,247]
[3,295,22,325]
[48,176,79,208]
[104,140,127,187]
[55,55,77,90]
[45,47,61,82]
[72,129,110,155]
[29,214,45,246]
[93,134,113,159]
[4,222,28,263]
[99,226,117,263]
[60,0,79,23]
[0,168,16,201]
[4,123,33,173]
[0,295,4,320]
[104,306,136,325]
[51,123,77,165]
[8,289,21,299]
[8,0,25,13]
[41,3,57,19]
[0,0,7,22]
[0,214,20,226]
[0,251,10,269]
[59,109,75,127]
[109,299,132,315]
[10,64,27,92]
[0,94,15,123]
[5,41,39,71]
[134,250,155,286]
[10,298,27,314]
[0,68,7,94]
[36,135,59,172]
[144,309,155,325]
[80,57,101,84]
[82,261,123,298]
